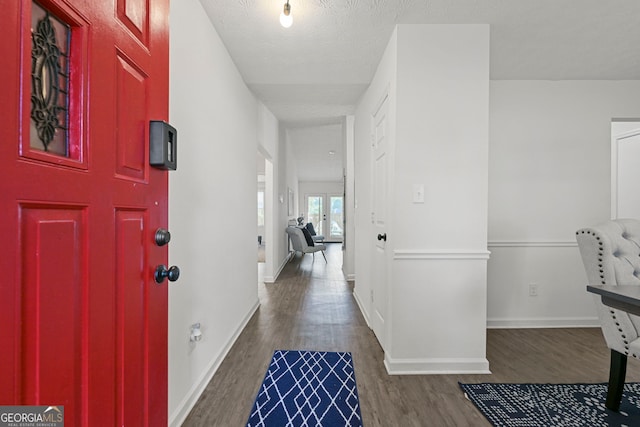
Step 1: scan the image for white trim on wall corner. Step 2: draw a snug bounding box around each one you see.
[487,316,600,329]
[264,252,294,283]
[352,289,370,327]
[488,240,577,248]
[384,356,491,375]
[393,250,490,260]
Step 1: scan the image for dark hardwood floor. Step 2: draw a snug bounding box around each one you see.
[182,243,640,426]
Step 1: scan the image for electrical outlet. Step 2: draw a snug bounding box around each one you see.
[529,283,538,297]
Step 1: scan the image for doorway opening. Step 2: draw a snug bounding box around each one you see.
[257,151,267,284]
[305,194,344,243]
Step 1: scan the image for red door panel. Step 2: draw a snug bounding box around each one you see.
[116,210,147,426]
[115,54,148,181]
[116,0,150,46]
[1,0,170,425]
[20,206,86,424]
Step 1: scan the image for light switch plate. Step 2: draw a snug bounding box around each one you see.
[413,184,425,203]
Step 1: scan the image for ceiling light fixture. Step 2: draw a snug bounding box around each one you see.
[280,0,292,28]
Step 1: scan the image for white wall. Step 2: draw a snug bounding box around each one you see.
[355,24,490,374]
[284,131,300,221]
[488,80,640,327]
[343,116,356,280]
[276,128,300,261]
[389,24,490,372]
[168,0,261,424]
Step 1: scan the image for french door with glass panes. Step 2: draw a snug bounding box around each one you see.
[305,194,344,242]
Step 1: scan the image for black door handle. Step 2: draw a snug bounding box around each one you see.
[155,265,180,283]
[377,233,387,242]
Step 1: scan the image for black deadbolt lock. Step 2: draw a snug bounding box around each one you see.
[155,228,171,246]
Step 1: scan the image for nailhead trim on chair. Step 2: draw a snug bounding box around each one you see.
[577,228,631,353]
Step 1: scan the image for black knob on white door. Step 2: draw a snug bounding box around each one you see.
[377,233,387,241]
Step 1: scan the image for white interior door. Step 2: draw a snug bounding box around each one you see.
[612,122,640,219]
[371,95,389,348]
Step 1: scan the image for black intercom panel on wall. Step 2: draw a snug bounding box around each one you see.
[150,120,177,170]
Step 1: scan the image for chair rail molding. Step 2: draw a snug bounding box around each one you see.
[393,249,491,260]
[488,240,577,248]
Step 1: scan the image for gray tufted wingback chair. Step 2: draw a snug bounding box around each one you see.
[286,226,327,262]
[576,218,640,411]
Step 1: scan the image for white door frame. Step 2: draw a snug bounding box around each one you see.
[611,120,640,219]
[260,148,276,283]
[370,91,390,350]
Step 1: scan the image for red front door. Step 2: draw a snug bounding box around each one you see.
[1,1,170,425]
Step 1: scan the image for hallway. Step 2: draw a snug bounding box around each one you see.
[183,243,637,426]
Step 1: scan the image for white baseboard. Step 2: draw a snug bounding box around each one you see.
[487,317,600,329]
[169,301,260,427]
[263,253,293,283]
[384,356,491,375]
[352,289,370,328]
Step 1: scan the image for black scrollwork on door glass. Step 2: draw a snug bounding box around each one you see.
[30,1,70,156]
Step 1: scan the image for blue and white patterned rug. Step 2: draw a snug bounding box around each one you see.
[247,350,363,427]
[460,382,640,426]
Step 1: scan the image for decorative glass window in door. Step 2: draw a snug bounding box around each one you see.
[30,1,71,156]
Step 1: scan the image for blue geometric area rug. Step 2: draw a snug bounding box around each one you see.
[460,382,640,427]
[247,350,363,427]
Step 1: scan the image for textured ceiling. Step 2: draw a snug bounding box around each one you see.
[289,124,344,182]
[199,0,640,180]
